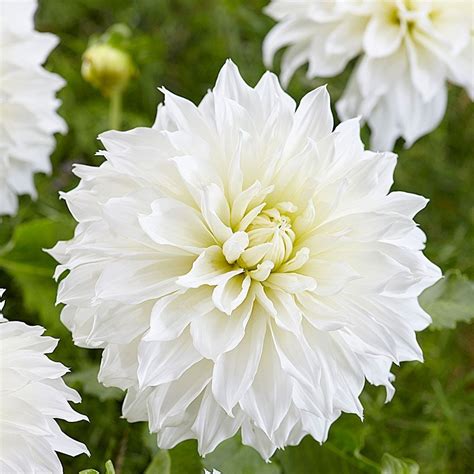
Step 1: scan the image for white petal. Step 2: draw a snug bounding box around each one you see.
[137,331,201,386]
[145,287,214,342]
[284,86,333,158]
[280,42,312,87]
[407,33,446,101]
[222,231,249,264]
[192,386,243,456]
[160,87,215,140]
[212,273,251,315]
[326,16,366,57]
[297,293,351,332]
[270,322,319,394]
[90,303,150,345]
[241,419,277,461]
[240,334,292,437]
[177,246,242,289]
[262,18,315,68]
[239,243,273,268]
[200,184,233,243]
[147,359,213,431]
[214,59,256,111]
[363,15,404,58]
[212,305,267,414]
[394,77,447,148]
[190,296,254,360]
[379,192,428,218]
[249,260,274,282]
[265,288,302,334]
[96,256,192,304]
[265,272,317,294]
[279,247,310,273]
[139,198,215,254]
[255,71,296,118]
[99,341,139,390]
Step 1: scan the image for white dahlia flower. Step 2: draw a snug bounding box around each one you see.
[49,60,441,460]
[0,290,88,472]
[0,289,4,321]
[263,0,474,150]
[0,0,67,216]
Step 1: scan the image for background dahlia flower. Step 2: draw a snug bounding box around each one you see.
[0,0,67,216]
[50,60,441,460]
[0,289,88,472]
[263,0,474,150]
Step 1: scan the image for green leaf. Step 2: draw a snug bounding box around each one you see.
[0,217,74,335]
[0,217,73,272]
[105,460,116,474]
[79,460,115,474]
[168,440,202,474]
[142,424,159,456]
[145,450,171,474]
[420,270,474,329]
[204,435,280,474]
[327,415,369,456]
[380,453,419,474]
[144,426,202,474]
[65,365,123,402]
[276,436,366,474]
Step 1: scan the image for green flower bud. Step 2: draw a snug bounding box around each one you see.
[82,43,135,97]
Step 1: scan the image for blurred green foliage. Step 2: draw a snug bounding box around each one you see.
[0,0,473,473]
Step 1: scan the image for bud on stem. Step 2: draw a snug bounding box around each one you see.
[81,25,137,130]
[82,43,135,97]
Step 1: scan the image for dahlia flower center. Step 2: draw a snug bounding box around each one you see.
[238,204,296,272]
[387,0,419,28]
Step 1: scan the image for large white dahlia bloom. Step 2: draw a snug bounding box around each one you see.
[0,0,67,216]
[263,0,474,150]
[50,61,441,460]
[0,289,88,472]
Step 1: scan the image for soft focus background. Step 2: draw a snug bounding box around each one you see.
[1,0,473,473]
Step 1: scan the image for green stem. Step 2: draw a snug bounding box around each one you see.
[354,449,381,471]
[325,443,379,472]
[109,91,123,130]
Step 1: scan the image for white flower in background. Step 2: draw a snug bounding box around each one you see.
[49,60,441,460]
[0,289,4,321]
[0,290,88,472]
[263,0,474,150]
[0,0,66,216]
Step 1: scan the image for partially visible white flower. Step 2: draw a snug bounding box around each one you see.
[263,0,474,150]
[50,60,441,460]
[0,290,89,472]
[204,470,221,474]
[0,289,4,322]
[0,0,66,216]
